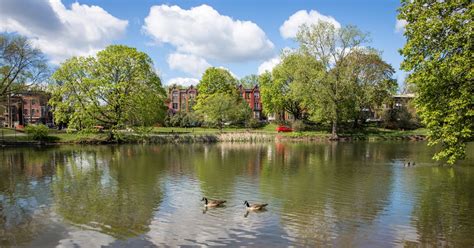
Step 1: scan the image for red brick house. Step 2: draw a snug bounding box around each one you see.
[167,84,264,120]
[2,91,53,128]
[167,85,198,114]
[238,84,263,119]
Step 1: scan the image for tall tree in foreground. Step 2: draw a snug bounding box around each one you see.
[194,67,251,128]
[296,21,370,138]
[0,34,49,97]
[399,0,473,164]
[50,45,166,139]
[259,52,324,121]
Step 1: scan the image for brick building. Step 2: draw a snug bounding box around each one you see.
[238,84,263,119]
[2,91,53,128]
[167,84,264,119]
[167,85,198,114]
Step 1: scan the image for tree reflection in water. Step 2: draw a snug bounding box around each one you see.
[52,146,165,239]
[0,142,472,246]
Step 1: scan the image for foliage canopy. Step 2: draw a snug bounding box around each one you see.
[399,0,473,164]
[0,34,49,97]
[50,45,166,136]
[194,67,251,128]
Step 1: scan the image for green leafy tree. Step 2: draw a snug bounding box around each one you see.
[50,45,166,139]
[399,0,473,164]
[196,93,251,129]
[195,67,237,101]
[239,74,259,88]
[194,67,251,128]
[0,34,49,97]
[339,49,398,126]
[296,21,370,138]
[259,52,324,120]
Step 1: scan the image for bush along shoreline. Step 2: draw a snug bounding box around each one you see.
[0,128,427,147]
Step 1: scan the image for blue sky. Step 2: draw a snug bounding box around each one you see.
[1,0,407,89]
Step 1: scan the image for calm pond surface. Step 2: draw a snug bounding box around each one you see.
[1,142,473,247]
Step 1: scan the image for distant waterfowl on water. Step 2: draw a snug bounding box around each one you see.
[201,197,226,207]
[244,200,268,210]
[404,161,416,167]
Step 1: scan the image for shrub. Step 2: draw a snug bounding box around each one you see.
[292,120,308,132]
[165,112,202,128]
[25,124,50,140]
[246,118,264,129]
[382,107,420,130]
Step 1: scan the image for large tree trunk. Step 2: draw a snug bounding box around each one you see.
[330,104,339,140]
[331,120,338,140]
[353,117,360,129]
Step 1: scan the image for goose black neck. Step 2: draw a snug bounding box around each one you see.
[245,201,250,207]
[204,198,208,204]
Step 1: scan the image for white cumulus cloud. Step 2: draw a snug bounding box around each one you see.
[166,77,200,87]
[0,0,128,63]
[258,57,281,75]
[167,53,211,77]
[280,9,341,39]
[395,19,407,33]
[143,4,274,62]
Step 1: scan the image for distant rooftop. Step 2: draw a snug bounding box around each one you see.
[393,93,415,98]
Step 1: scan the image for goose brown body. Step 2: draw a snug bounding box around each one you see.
[244,200,268,210]
[201,197,226,207]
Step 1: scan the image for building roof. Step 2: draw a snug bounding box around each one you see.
[393,93,415,98]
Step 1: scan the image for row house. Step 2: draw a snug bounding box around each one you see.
[167,85,198,114]
[167,84,264,120]
[238,85,263,119]
[1,91,53,128]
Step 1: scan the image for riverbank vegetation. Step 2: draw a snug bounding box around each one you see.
[0,125,427,145]
[3,0,472,165]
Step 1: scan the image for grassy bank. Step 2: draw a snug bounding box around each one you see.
[1,125,427,146]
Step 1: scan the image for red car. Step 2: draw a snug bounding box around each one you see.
[276,125,293,133]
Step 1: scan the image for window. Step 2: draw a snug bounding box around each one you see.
[254,103,259,110]
[245,92,250,99]
[31,109,35,116]
[172,92,179,102]
[31,99,36,105]
[24,109,28,115]
[172,103,178,110]
[254,92,260,99]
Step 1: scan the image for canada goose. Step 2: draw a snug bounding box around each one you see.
[244,200,268,210]
[201,197,226,207]
[404,161,416,167]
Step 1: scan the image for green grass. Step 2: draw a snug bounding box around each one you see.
[152,126,276,134]
[0,125,428,144]
[1,130,108,143]
[153,125,427,137]
[0,128,24,135]
[340,127,428,137]
[50,132,109,142]
[280,130,330,137]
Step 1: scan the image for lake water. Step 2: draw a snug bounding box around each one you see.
[1,142,473,247]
